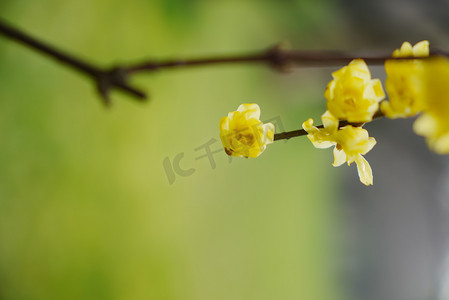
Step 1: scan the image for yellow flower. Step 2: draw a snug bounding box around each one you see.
[381,41,429,118]
[219,103,275,158]
[303,111,376,185]
[413,56,449,154]
[325,59,385,123]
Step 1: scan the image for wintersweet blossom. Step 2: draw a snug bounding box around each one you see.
[413,56,449,154]
[325,59,385,123]
[382,40,429,118]
[219,103,275,158]
[303,111,376,185]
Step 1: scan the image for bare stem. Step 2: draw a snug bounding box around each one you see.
[0,18,146,105]
[0,19,442,105]
[124,45,440,74]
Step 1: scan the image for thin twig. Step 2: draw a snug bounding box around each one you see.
[124,45,440,74]
[0,19,441,105]
[0,18,146,105]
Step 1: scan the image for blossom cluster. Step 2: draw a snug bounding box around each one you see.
[381,41,449,154]
[218,40,449,186]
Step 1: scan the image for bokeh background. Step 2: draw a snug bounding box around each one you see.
[0,1,448,300]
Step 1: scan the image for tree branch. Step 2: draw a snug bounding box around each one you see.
[0,19,441,105]
[123,44,440,75]
[0,18,146,105]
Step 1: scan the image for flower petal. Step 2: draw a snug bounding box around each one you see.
[332,147,346,167]
[308,137,335,149]
[393,42,413,58]
[360,137,377,155]
[413,40,429,57]
[302,118,318,134]
[262,122,275,144]
[237,103,260,120]
[370,79,385,102]
[433,133,449,154]
[355,155,373,186]
[321,111,339,132]
[219,116,229,132]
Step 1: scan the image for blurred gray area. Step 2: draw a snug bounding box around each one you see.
[342,119,449,300]
[340,1,449,299]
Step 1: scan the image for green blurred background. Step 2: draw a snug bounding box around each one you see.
[0,1,345,299]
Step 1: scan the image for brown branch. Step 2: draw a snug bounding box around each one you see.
[0,19,442,105]
[0,18,146,105]
[124,44,442,75]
